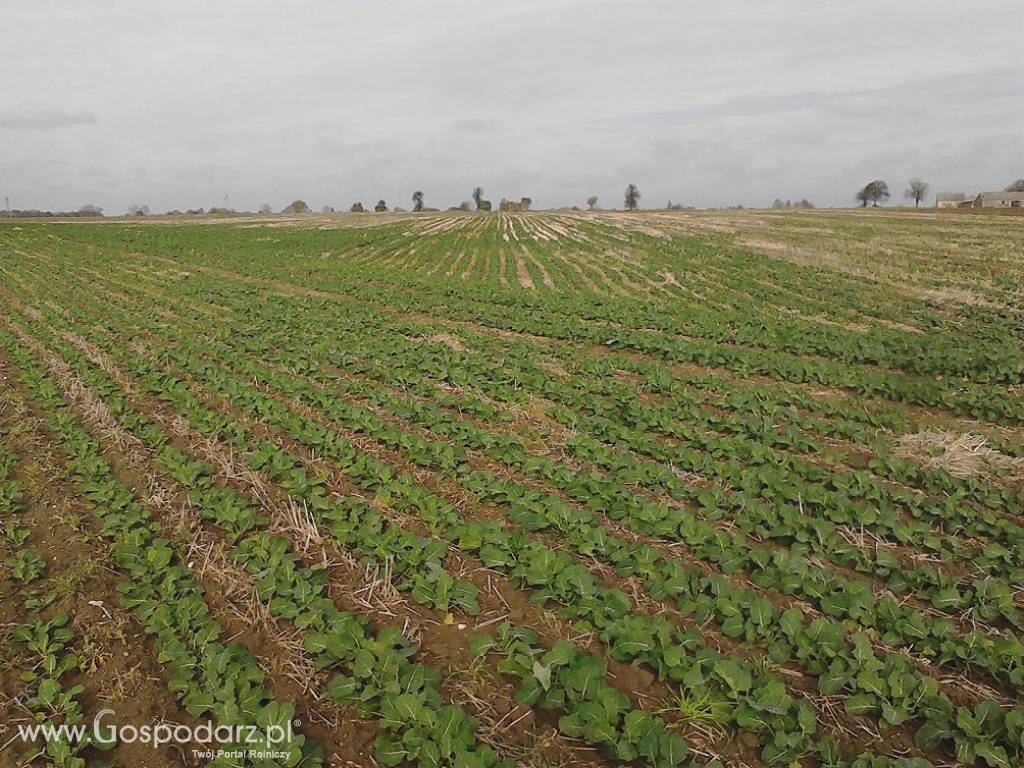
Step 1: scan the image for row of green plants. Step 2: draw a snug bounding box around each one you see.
[5,317,513,768]
[22,294,750,768]
[8,225,1024,765]
[0,327,320,768]
[51,294,1019,768]
[35,286,890,768]
[2,423,112,767]
[11,612,116,766]
[22,223,1024,426]
[21,274,1024,766]
[90,262,1021,587]
[272,308,1022,593]
[9,300,745,768]
[18,262,1024,711]
[49,265,1024,604]
[152,329,1024,766]
[249,316,1022,627]
[67,254,1024,524]
[185,231,1024,421]
[1,433,46,588]
[73,276,1022,689]
[137,289,1024,700]
[157,346,915,767]
[67,214,1024,390]
[281,354,1024,695]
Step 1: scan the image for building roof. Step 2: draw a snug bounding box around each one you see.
[935,192,966,202]
[978,191,1024,202]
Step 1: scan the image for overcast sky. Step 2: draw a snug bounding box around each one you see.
[2,0,1022,213]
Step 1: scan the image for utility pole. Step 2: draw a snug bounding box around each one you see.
[3,196,9,216]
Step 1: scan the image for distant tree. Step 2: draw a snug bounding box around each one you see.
[351,202,364,213]
[798,199,814,209]
[77,204,103,216]
[412,190,424,212]
[259,203,273,214]
[458,200,471,212]
[868,180,890,206]
[624,184,641,211]
[586,195,598,210]
[472,187,484,210]
[521,197,532,210]
[904,177,929,208]
[1006,179,1024,192]
[321,205,335,213]
[127,204,150,216]
[375,199,387,212]
[283,200,310,213]
[771,198,785,209]
[856,180,890,207]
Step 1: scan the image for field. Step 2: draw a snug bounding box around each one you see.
[1,208,1023,768]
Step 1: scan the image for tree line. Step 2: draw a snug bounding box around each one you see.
[10,177,1020,219]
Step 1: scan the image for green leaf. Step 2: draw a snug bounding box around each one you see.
[712,659,751,694]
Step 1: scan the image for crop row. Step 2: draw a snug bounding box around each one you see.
[3,290,942,767]
[26,264,1023,670]
[8,274,1024,765]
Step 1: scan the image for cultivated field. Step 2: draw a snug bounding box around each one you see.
[1,209,1023,768]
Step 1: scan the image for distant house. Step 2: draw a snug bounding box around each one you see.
[935,192,966,208]
[499,197,532,212]
[974,191,1024,208]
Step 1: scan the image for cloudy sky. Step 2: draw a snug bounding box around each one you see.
[2,0,1021,213]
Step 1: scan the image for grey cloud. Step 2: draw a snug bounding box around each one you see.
[0,107,97,131]
[624,68,1024,128]
[314,136,346,157]
[453,118,495,133]
[1,1,1021,212]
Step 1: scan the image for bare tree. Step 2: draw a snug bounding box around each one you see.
[412,190,424,212]
[904,178,929,208]
[586,195,598,210]
[624,184,640,211]
[472,187,484,210]
[321,205,335,213]
[259,203,273,214]
[77,204,103,216]
[282,200,310,213]
[1006,179,1024,192]
[855,187,870,207]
